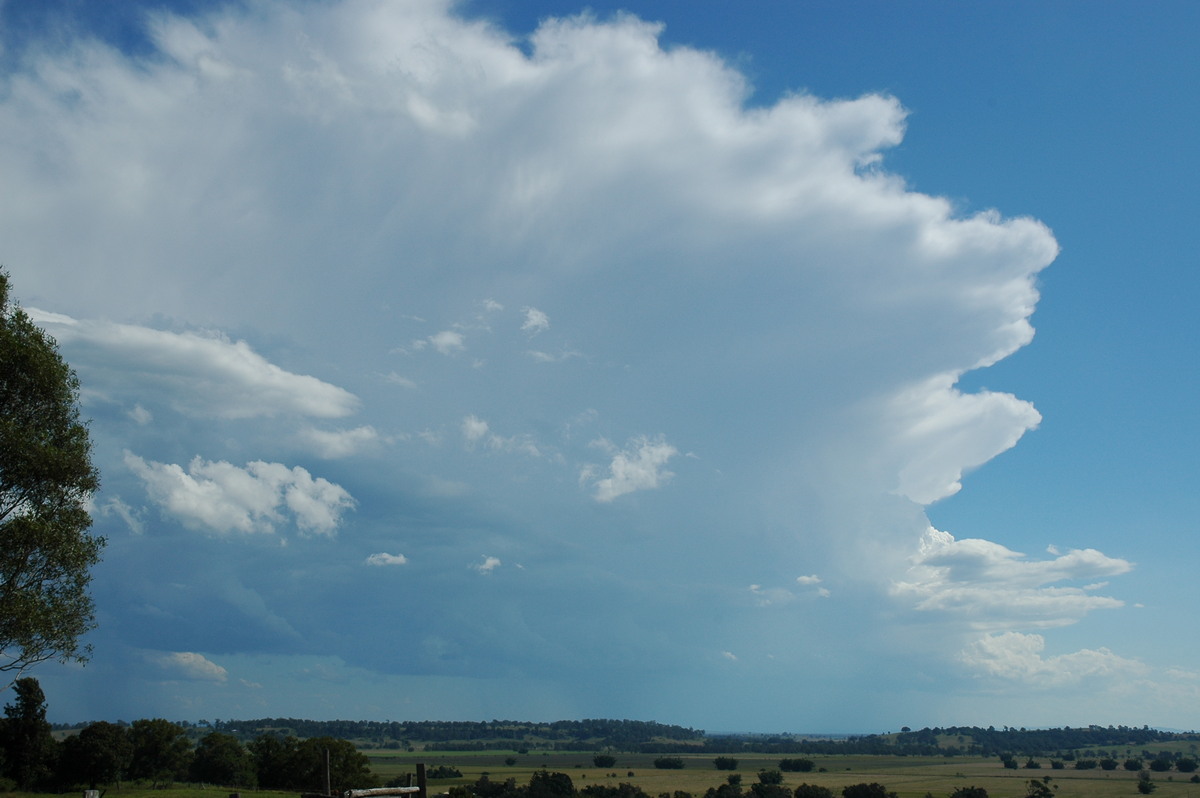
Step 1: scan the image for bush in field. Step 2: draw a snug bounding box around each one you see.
[749,785,790,798]
[1099,758,1118,770]
[654,757,685,770]
[714,757,739,771]
[528,770,575,798]
[1073,759,1097,770]
[1023,780,1054,798]
[949,788,988,798]
[757,770,783,785]
[468,774,521,798]
[779,759,815,773]
[428,765,464,779]
[581,783,650,798]
[840,783,897,798]
[1137,771,1156,794]
[1149,758,1172,772]
[1177,758,1198,773]
[594,755,617,768]
[793,786,834,798]
[1125,759,1144,771]
[703,783,742,798]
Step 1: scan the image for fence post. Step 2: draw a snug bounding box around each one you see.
[417,763,427,798]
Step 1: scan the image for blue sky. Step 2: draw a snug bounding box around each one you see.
[2,0,1197,733]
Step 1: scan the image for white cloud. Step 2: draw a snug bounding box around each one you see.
[100,496,144,535]
[588,435,679,502]
[366,552,408,566]
[0,0,1128,725]
[29,311,358,419]
[429,330,465,355]
[893,527,1131,627]
[749,584,796,607]
[126,452,355,536]
[462,415,490,444]
[129,403,153,425]
[461,415,541,456]
[889,373,1042,504]
[960,632,1146,687]
[296,425,381,458]
[152,651,228,682]
[521,307,550,335]
[473,555,501,575]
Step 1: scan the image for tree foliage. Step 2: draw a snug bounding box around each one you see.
[0,270,103,678]
[128,718,192,787]
[59,720,132,788]
[190,731,255,787]
[0,677,57,789]
[840,784,897,798]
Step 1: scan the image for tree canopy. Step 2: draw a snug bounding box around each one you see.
[0,270,103,678]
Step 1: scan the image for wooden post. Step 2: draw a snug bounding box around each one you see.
[325,747,332,797]
[416,763,427,798]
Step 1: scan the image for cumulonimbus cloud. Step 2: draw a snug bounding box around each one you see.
[0,0,1141,716]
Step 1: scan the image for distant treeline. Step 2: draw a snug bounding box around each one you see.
[188,718,706,747]
[635,726,1198,758]
[51,715,1198,759]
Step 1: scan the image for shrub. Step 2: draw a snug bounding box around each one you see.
[654,758,684,770]
[593,755,617,769]
[793,786,833,798]
[714,758,739,771]
[779,759,815,773]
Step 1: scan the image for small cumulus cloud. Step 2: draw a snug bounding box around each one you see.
[365,552,408,566]
[461,415,541,456]
[527,348,581,363]
[128,404,153,425]
[473,555,501,574]
[152,651,228,682]
[749,584,796,607]
[381,371,418,389]
[296,425,381,458]
[960,631,1146,687]
[429,329,465,355]
[126,452,355,536]
[722,651,738,662]
[893,527,1131,628]
[587,435,678,502]
[521,307,550,335]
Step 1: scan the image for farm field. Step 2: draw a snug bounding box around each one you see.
[367,750,1200,798]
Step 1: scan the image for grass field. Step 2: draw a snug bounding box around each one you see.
[367,749,1200,798]
[7,750,1197,798]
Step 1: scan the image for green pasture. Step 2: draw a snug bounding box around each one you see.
[368,749,1200,798]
